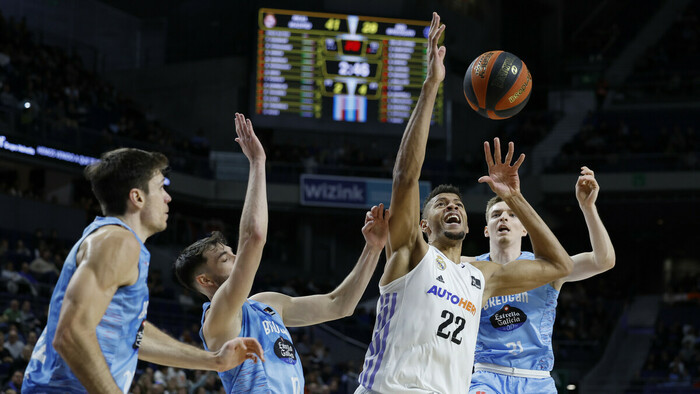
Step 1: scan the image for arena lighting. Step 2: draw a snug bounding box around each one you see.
[567,384,576,390]
[23,101,31,109]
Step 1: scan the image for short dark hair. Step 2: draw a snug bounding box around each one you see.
[485,195,504,220]
[422,184,463,218]
[84,148,169,216]
[174,231,228,292]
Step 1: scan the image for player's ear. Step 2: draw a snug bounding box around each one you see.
[521,228,528,237]
[195,273,213,288]
[484,226,489,238]
[128,188,145,209]
[420,218,429,234]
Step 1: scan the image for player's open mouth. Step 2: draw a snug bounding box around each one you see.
[445,213,461,224]
[497,224,510,233]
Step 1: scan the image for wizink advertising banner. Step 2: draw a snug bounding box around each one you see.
[300,173,431,209]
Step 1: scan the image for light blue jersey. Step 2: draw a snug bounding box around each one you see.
[200,299,304,394]
[23,217,150,393]
[469,251,559,394]
[473,251,558,370]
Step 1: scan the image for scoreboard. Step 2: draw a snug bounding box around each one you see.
[251,8,445,135]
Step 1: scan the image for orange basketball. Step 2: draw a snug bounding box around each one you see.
[463,51,532,120]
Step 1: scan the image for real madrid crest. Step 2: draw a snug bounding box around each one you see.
[436,255,446,270]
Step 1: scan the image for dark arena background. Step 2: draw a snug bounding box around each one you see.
[0,0,698,393]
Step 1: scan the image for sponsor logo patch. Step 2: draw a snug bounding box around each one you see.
[489,304,527,331]
[274,337,298,365]
[471,276,481,289]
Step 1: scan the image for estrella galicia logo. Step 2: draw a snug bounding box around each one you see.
[489,305,527,331]
[471,276,481,289]
[436,256,446,270]
[274,337,297,365]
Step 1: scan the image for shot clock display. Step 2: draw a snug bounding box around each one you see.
[252,8,445,135]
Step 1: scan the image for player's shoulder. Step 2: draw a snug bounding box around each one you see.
[84,225,140,259]
[468,259,499,279]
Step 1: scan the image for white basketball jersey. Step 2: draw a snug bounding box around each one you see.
[357,245,485,393]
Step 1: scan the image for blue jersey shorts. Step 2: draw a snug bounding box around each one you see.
[469,370,557,394]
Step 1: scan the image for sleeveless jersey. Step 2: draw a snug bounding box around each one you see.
[23,217,150,393]
[357,245,485,393]
[474,251,559,371]
[200,299,304,394]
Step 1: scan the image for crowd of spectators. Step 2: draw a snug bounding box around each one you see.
[0,11,211,177]
[634,308,700,390]
[620,1,700,102]
[548,110,698,173]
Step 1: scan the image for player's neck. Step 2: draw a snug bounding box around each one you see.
[488,240,522,264]
[430,240,463,264]
[112,213,150,243]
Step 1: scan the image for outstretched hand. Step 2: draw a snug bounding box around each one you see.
[478,137,525,199]
[362,203,390,249]
[576,166,599,209]
[213,336,264,372]
[426,12,446,84]
[234,113,266,163]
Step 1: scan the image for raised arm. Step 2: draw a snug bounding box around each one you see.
[383,12,445,285]
[203,113,267,346]
[554,166,615,289]
[475,139,573,301]
[52,228,140,394]
[253,205,389,327]
[138,321,263,371]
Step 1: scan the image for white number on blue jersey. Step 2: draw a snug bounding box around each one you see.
[291,377,301,394]
[506,340,524,355]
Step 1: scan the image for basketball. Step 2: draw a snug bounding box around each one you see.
[463,51,532,120]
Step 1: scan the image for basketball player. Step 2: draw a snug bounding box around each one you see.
[23,147,263,393]
[355,13,573,393]
[468,166,615,394]
[174,113,390,393]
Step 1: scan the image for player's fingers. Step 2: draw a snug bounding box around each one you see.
[580,175,598,186]
[436,25,445,43]
[246,338,264,361]
[384,209,391,222]
[246,119,255,137]
[377,203,385,219]
[493,138,502,163]
[513,153,526,169]
[234,114,242,136]
[478,176,491,184]
[504,141,514,164]
[483,141,494,167]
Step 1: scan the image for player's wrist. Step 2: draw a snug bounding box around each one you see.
[422,79,441,90]
[500,190,524,202]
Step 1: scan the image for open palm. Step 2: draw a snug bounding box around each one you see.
[478,138,525,199]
